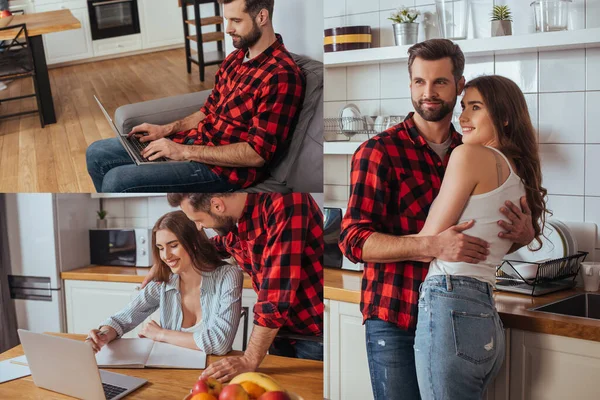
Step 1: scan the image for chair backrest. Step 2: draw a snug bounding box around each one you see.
[0,23,30,52]
[266,53,323,193]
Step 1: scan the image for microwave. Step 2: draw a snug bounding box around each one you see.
[324,207,364,271]
[89,228,153,267]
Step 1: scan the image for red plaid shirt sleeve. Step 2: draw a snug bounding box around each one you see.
[340,139,392,263]
[241,70,305,163]
[253,194,311,329]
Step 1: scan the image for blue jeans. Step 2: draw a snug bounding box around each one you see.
[365,318,421,400]
[86,138,240,193]
[414,275,505,400]
[268,337,323,361]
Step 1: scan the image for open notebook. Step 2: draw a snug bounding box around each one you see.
[95,338,207,369]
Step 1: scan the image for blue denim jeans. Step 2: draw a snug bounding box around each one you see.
[268,337,323,361]
[86,138,240,193]
[365,318,421,400]
[414,275,505,400]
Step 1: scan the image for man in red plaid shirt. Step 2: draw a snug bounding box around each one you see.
[86,0,305,193]
[142,192,323,381]
[339,39,535,400]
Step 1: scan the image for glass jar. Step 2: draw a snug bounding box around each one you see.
[531,0,572,32]
[435,0,470,40]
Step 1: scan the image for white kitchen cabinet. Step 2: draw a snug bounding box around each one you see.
[93,34,143,57]
[138,0,184,49]
[510,329,600,400]
[326,300,373,400]
[232,288,257,352]
[34,2,94,65]
[65,280,160,339]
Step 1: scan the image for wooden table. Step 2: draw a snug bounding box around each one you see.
[0,10,81,125]
[0,333,323,399]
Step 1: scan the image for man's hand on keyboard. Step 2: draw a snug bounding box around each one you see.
[128,123,171,143]
[141,138,187,161]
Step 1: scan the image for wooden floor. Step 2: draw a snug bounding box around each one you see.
[0,48,219,193]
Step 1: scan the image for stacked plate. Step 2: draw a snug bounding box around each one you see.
[503,219,577,280]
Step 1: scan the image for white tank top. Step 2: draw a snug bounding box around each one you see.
[426,146,526,287]
[180,320,202,333]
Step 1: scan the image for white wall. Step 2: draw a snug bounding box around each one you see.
[224,0,324,61]
[324,0,600,260]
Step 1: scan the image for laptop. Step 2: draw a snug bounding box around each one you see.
[17,329,147,400]
[94,95,183,166]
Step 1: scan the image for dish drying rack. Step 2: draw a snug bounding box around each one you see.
[495,251,588,296]
[324,117,404,142]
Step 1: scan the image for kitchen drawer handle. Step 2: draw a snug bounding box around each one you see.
[92,0,133,6]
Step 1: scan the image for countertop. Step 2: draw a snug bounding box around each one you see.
[0,333,323,400]
[324,268,600,342]
[61,266,253,289]
[0,10,80,40]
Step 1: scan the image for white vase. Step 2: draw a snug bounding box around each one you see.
[393,23,419,46]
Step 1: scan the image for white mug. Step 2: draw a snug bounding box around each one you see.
[581,262,600,292]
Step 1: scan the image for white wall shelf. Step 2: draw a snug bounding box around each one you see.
[90,194,166,199]
[324,28,600,68]
[324,141,362,155]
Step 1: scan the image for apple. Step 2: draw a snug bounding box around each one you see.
[190,394,217,400]
[192,378,223,396]
[218,383,249,400]
[257,392,291,400]
[0,10,12,18]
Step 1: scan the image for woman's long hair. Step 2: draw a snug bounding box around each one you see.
[464,75,550,249]
[151,211,228,282]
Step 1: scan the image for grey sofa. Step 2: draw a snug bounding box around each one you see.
[114,54,323,193]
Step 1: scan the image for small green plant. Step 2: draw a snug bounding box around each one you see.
[389,7,420,24]
[97,210,107,219]
[491,5,512,21]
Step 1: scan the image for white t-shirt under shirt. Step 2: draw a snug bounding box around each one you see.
[426,146,527,287]
[426,136,452,162]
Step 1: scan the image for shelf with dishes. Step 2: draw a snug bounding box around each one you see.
[324,27,600,68]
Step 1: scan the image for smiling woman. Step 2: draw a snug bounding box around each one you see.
[86,210,244,356]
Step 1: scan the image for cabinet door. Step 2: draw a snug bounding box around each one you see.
[510,329,600,400]
[34,4,94,65]
[138,0,184,49]
[329,300,373,400]
[232,288,257,351]
[65,280,140,338]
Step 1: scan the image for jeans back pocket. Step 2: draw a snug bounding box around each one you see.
[451,310,497,365]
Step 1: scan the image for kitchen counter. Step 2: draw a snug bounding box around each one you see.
[324,268,600,342]
[61,266,253,289]
[0,333,323,400]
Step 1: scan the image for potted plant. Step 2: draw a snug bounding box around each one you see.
[491,5,512,37]
[389,7,421,46]
[97,209,108,229]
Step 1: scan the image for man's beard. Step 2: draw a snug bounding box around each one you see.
[412,95,456,122]
[231,20,262,49]
[210,213,237,236]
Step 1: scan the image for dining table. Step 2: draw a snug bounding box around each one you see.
[0,9,82,125]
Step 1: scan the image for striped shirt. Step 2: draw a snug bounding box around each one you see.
[99,264,243,355]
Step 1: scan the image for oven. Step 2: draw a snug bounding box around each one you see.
[87,0,141,41]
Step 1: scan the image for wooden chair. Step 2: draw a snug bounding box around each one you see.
[0,24,44,128]
[180,0,226,82]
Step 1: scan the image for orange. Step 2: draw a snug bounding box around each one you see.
[240,381,266,399]
[190,393,217,400]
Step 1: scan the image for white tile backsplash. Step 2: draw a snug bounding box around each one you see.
[147,196,178,226]
[324,16,346,30]
[463,55,494,82]
[380,62,410,99]
[586,48,600,90]
[324,101,347,118]
[539,49,586,92]
[495,52,538,93]
[547,195,585,222]
[325,67,348,101]
[347,0,381,15]
[324,184,349,203]
[380,98,414,116]
[584,196,600,245]
[586,91,600,143]
[524,93,539,134]
[585,145,600,196]
[124,197,149,219]
[324,0,345,18]
[125,218,149,228]
[538,92,585,143]
[347,64,381,100]
[103,199,125,219]
[325,155,349,186]
[587,0,600,29]
[540,144,585,196]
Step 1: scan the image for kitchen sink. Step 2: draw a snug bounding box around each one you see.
[529,293,600,320]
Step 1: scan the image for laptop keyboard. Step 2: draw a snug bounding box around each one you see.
[125,136,168,163]
[103,382,128,399]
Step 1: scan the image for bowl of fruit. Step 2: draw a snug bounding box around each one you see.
[184,372,303,400]
[0,10,13,28]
